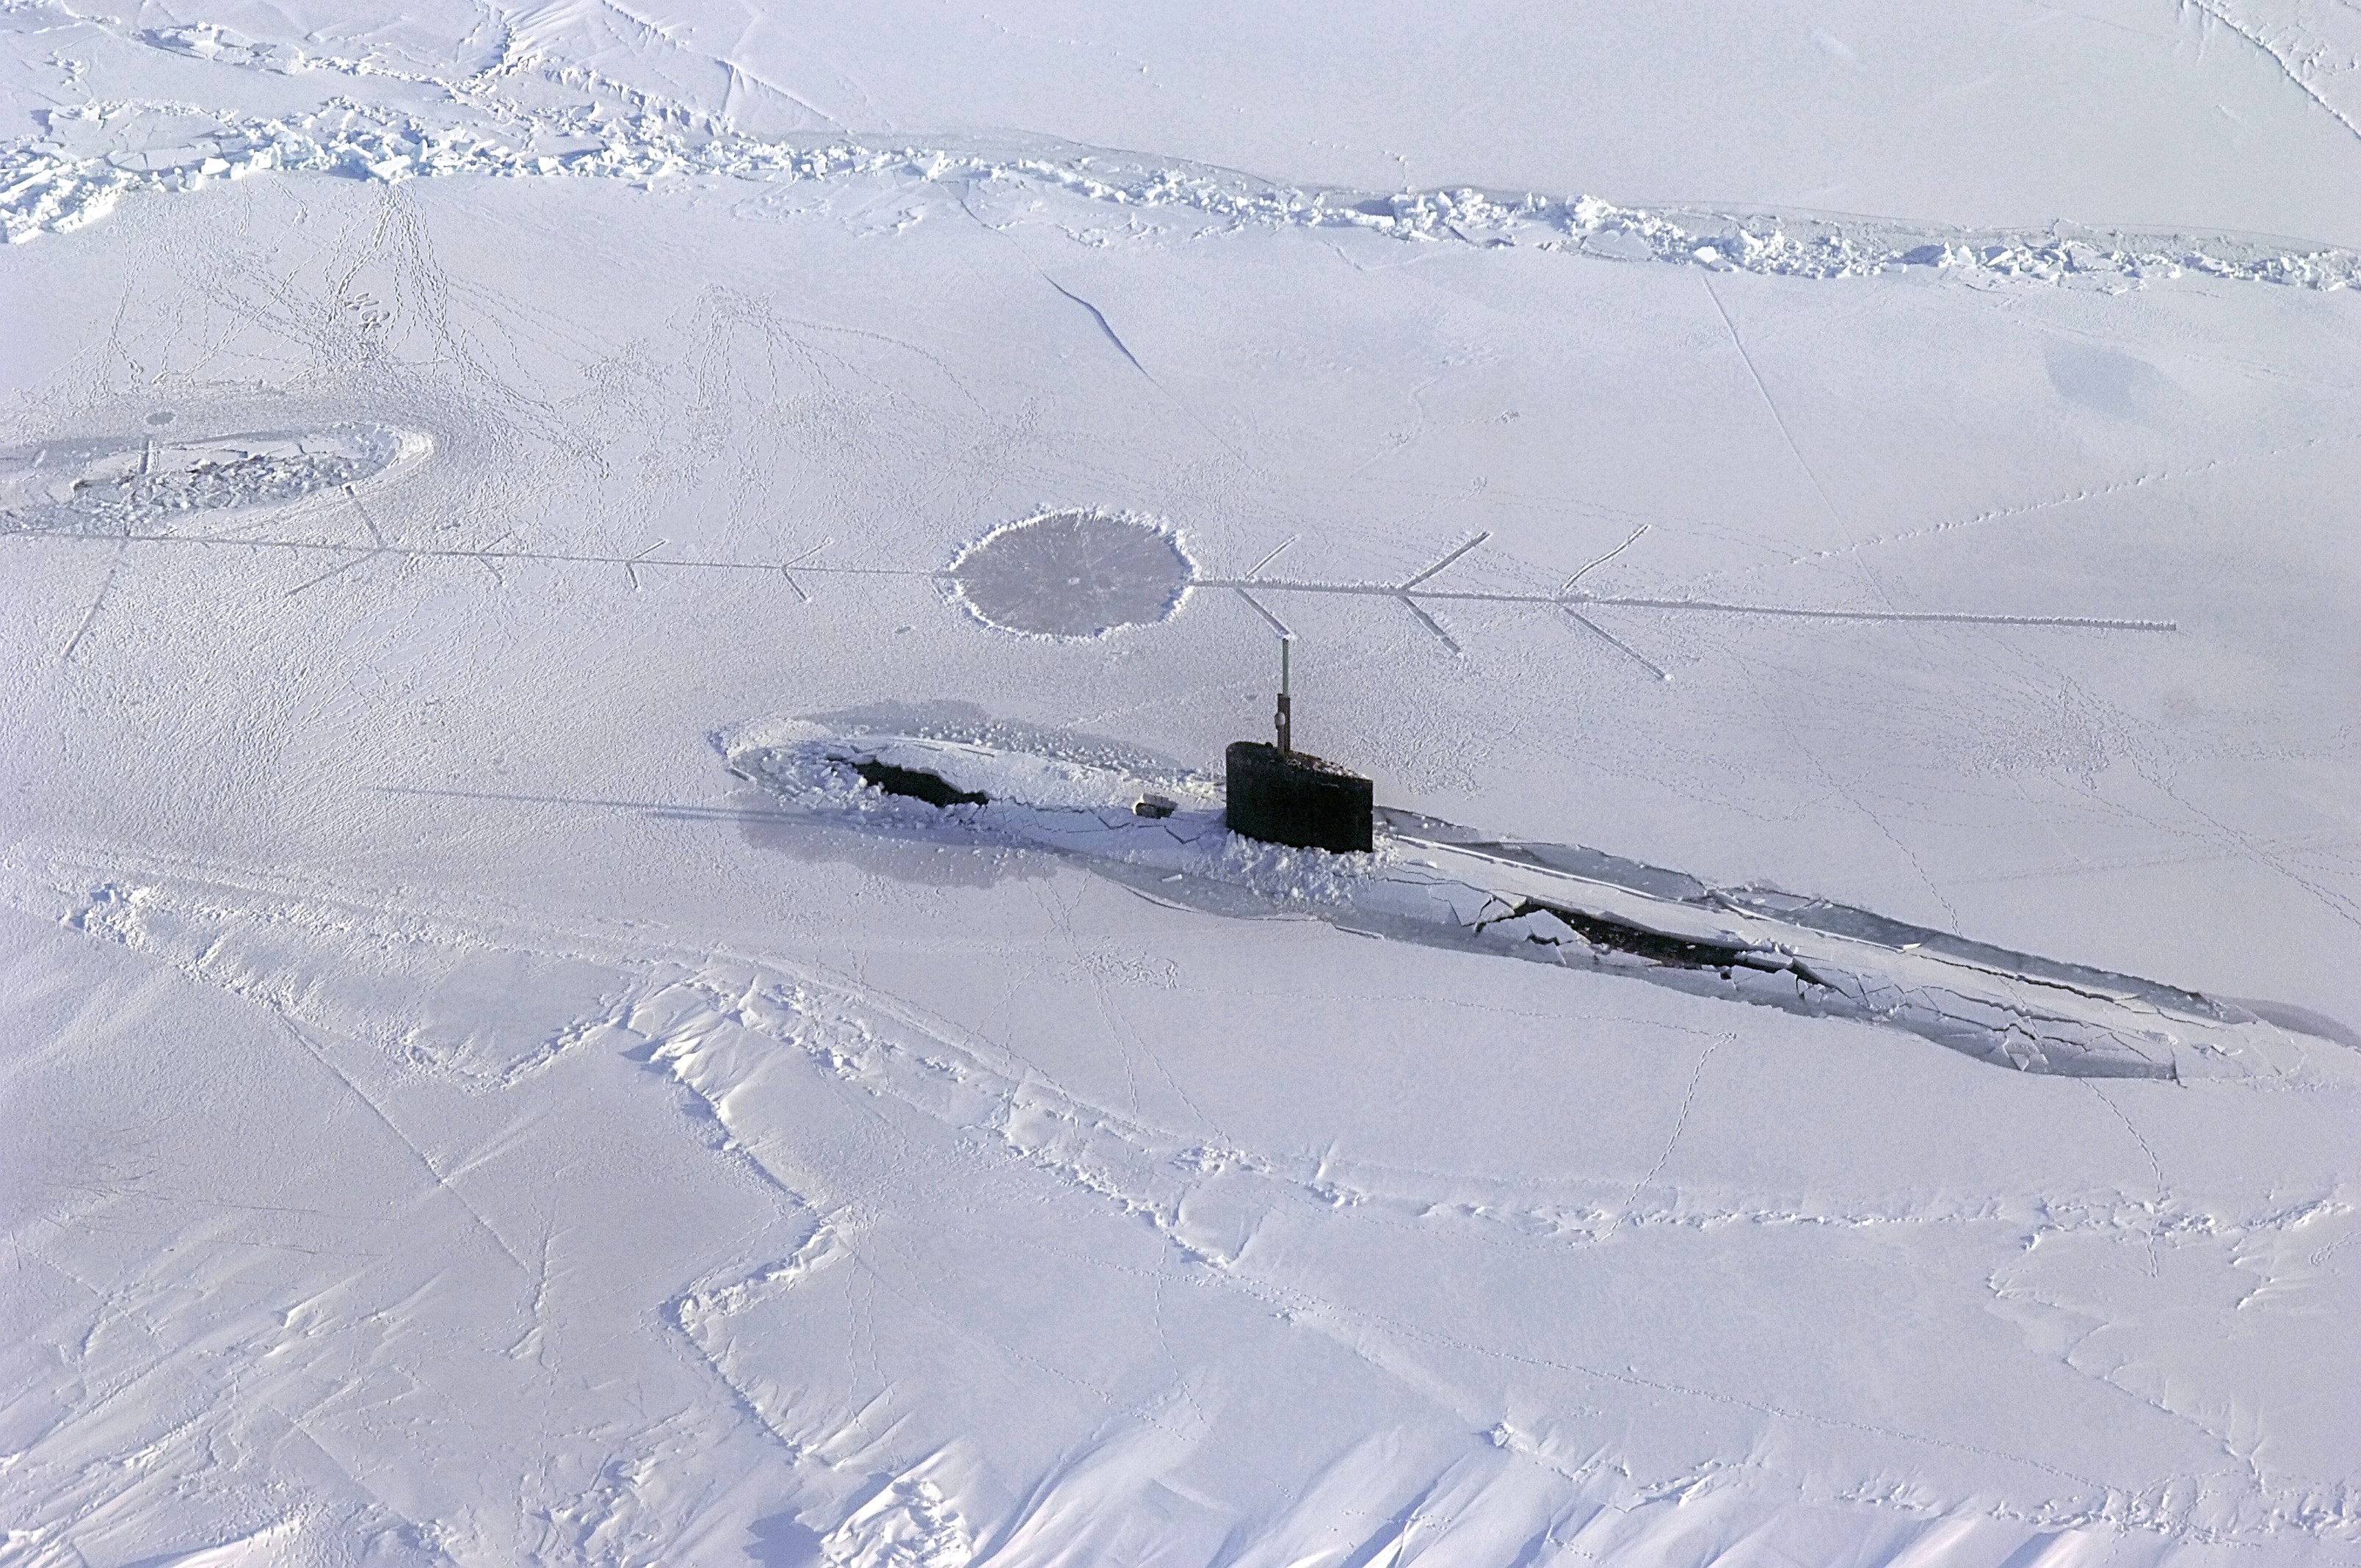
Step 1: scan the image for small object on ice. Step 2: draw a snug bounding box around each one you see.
[852,758,988,808]
[1135,794,1177,819]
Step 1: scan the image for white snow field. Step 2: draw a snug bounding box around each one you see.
[4,3,2360,1565]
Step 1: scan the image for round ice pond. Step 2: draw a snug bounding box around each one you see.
[949,510,1193,637]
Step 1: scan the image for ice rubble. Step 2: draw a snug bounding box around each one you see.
[724,722,2347,1082]
[0,423,427,536]
[7,95,2359,293]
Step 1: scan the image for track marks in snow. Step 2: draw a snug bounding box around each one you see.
[20,852,2358,1554]
[535,955,2361,1552]
[1609,1034,1724,1236]
[28,857,2321,1264]
[2186,0,2361,148]
[24,854,640,1094]
[1701,275,1843,534]
[273,1010,534,1278]
[2141,764,2361,939]
[1726,433,2347,588]
[599,952,2325,1293]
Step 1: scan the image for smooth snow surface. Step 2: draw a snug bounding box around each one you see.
[4,4,2360,1567]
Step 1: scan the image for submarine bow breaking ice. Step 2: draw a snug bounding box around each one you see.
[723,722,2348,1082]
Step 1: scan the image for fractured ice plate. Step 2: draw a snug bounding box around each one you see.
[722,719,2357,1083]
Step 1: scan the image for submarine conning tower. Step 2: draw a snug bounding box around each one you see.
[1224,639,1374,854]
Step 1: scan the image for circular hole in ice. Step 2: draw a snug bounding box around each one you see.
[949,510,1193,638]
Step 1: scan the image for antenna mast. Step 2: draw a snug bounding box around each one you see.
[1274,636,1294,753]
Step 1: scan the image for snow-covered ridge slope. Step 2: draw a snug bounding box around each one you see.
[12,842,2354,1564]
[724,721,2358,1084]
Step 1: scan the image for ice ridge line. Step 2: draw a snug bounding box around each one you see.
[6,101,2357,291]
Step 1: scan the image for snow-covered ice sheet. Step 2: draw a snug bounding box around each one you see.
[2,2,2359,1565]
